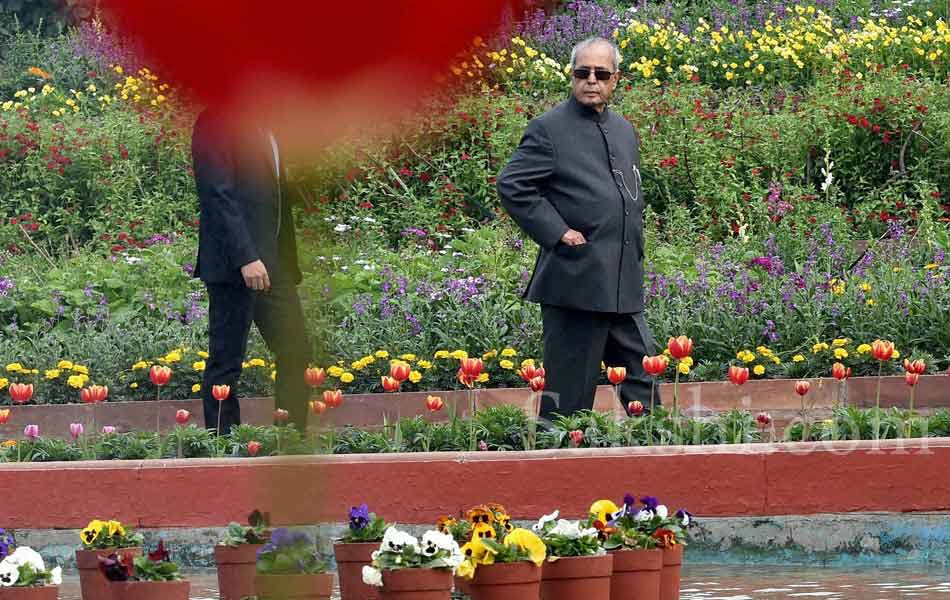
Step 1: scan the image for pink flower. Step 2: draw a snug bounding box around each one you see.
[477,440,488,451]
[24,424,39,440]
[69,423,84,439]
[101,426,117,434]
[569,430,584,447]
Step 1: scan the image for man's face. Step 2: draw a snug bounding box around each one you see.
[571,42,618,111]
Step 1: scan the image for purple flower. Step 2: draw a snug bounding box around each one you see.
[675,509,694,526]
[23,424,39,440]
[640,496,659,511]
[349,504,370,530]
[0,528,14,561]
[0,277,14,297]
[623,493,637,511]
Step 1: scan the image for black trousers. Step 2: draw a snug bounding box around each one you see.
[203,282,312,433]
[540,304,661,420]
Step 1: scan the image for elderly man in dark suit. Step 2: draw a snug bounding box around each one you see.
[497,36,660,419]
[191,107,311,433]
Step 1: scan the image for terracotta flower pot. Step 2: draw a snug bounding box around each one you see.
[334,542,380,600]
[0,586,59,600]
[214,543,265,600]
[540,554,613,600]
[453,575,472,596]
[255,573,334,600]
[467,561,541,600]
[660,545,683,600]
[378,567,453,600]
[110,580,190,600]
[75,547,142,600]
[609,548,662,600]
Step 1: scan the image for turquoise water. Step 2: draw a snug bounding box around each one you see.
[56,565,950,598]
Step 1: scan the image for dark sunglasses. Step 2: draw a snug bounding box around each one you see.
[573,67,614,81]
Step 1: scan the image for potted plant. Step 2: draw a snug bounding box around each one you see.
[623,496,694,600]
[76,519,143,600]
[455,503,547,600]
[334,504,389,600]
[0,538,63,599]
[98,540,189,600]
[434,514,472,596]
[215,509,272,600]
[255,528,332,600]
[589,496,662,600]
[534,511,612,600]
[361,526,463,600]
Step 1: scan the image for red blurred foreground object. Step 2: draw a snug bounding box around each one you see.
[101,1,526,146]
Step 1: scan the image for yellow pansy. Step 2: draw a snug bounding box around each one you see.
[45,369,61,380]
[504,528,546,566]
[892,350,900,359]
[164,351,182,363]
[57,360,74,370]
[340,372,355,384]
[792,354,805,363]
[191,383,201,393]
[409,370,422,384]
[500,348,517,357]
[860,282,872,292]
[499,360,514,370]
[753,365,766,376]
[589,499,619,523]
[107,520,125,537]
[867,299,875,306]
[81,520,106,545]
[193,361,206,372]
[456,559,476,579]
[812,343,829,354]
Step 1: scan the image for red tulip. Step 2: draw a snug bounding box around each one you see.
[212,384,231,402]
[322,389,343,408]
[871,339,895,362]
[0,409,9,424]
[175,409,190,425]
[794,380,811,396]
[247,441,262,457]
[80,385,109,404]
[667,336,694,360]
[304,367,327,388]
[425,395,444,412]
[529,376,545,393]
[381,376,401,392]
[389,361,411,383]
[309,400,327,415]
[457,369,474,388]
[756,412,772,426]
[903,359,926,375]
[905,372,920,387]
[728,365,749,386]
[518,364,545,382]
[628,401,644,416]
[149,365,172,386]
[273,409,289,424]
[642,355,668,377]
[606,366,627,385]
[9,383,33,404]
[831,362,852,381]
[460,358,484,379]
[568,430,584,446]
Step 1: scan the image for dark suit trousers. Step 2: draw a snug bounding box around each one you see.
[203,281,312,433]
[540,304,661,420]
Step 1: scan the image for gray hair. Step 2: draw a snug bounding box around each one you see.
[569,36,622,72]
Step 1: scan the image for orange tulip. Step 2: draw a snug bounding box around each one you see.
[247,441,262,457]
[0,409,9,424]
[390,361,411,383]
[309,400,327,415]
[175,409,190,425]
[425,395,444,412]
[381,376,401,392]
[606,366,627,385]
[80,385,109,404]
[212,384,231,402]
[728,365,749,386]
[794,380,811,396]
[273,408,289,424]
[529,376,545,393]
[149,365,172,386]
[304,367,327,388]
[903,359,926,375]
[831,362,852,381]
[460,357,484,379]
[9,383,33,404]
[870,339,895,362]
[628,400,644,416]
[518,364,545,382]
[642,355,668,377]
[667,336,694,360]
[322,389,343,408]
[457,369,475,388]
[905,372,920,387]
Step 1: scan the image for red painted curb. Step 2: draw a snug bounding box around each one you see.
[4,439,950,529]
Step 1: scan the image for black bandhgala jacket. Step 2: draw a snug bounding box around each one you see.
[191,108,301,286]
[498,95,645,313]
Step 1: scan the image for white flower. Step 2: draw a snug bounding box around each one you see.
[8,547,45,571]
[362,565,383,587]
[635,510,653,522]
[0,559,19,586]
[420,530,463,567]
[348,216,359,221]
[548,519,582,538]
[317,256,326,261]
[656,505,669,519]
[332,256,341,261]
[333,224,351,233]
[681,514,691,527]
[362,217,377,223]
[533,510,559,532]
[50,566,62,585]
[380,527,419,555]
[123,256,142,264]
[363,265,374,271]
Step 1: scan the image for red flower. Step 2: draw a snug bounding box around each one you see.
[642,355,668,377]
[903,359,926,375]
[529,376,545,393]
[831,362,852,381]
[389,361,411,383]
[871,339,895,362]
[607,366,627,385]
[309,400,326,414]
[212,384,230,402]
[381,376,401,392]
[756,412,772,426]
[460,358,483,379]
[9,383,33,404]
[273,409,289,424]
[518,363,545,382]
[304,367,326,388]
[149,365,172,386]
[794,380,811,396]
[568,430,584,447]
[905,372,920,387]
[628,400,644,416]
[247,441,262,456]
[147,540,169,563]
[175,409,190,425]
[0,409,9,425]
[728,365,749,386]
[460,152,471,160]
[859,117,870,129]
[81,385,109,404]
[425,395,444,412]
[667,336,694,360]
[322,389,343,408]
[659,156,679,168]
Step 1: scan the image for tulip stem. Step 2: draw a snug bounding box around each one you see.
[648,377,656,446]
[874,361,883,440]
[468,387,476,452]
[907,385,916,439]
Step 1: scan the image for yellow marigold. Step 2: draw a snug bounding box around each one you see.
[132,361,148,370]
[924,263,938,270]
[477,372,489,383]
[1,440,16,448]
[270,370,276,381]
[340,372,355,384]
[792,354,805,363]
[249,358,266,367]
[771,356,781,365]
[197,351,209,359]
[350,360,365,371]
[434,350,450,359]
[409,370,422,383]
[450,350,468,360]
[130,383,138,389]
[191,383,201,393]
[0,378,8,390]
[500,348,517,357]
[417,360,433,370]
[892,350,900,359]
[328,366,344,378]
[856,344,872,354]
[45,369,61,379]
[832,338,849,347]
[680,356,694,368]
[164,351,182,363]
[499,360,515,370]
[860,282,872,292]
[678,363,691,375]
[521,359,536,369]
[193,361,206,372]
[834,348,848,359]
[867,299,875,306]
[400,354,417,362]
[482,350,498,361]
[753,364,766,376]
[57,360,74,370]
[812,343,829,354]
[67,374,86,389]
[374,350,389,359]
[5,363,23,373]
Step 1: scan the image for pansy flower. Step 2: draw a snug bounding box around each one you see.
[348,504,370,530]
[466,505,494,527]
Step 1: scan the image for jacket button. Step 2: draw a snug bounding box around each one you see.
[625,210,630,216]
[624,239,631,245]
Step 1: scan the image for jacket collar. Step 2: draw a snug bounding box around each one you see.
[569,95,610,124]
